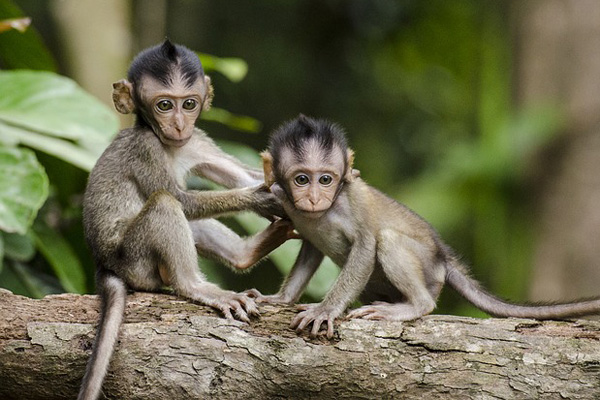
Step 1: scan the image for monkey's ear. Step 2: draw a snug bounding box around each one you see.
[202,75,214,111]
[112,79,135,114]
[261,151,276,187]
[344,149,356,182]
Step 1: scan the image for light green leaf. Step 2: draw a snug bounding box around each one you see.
[2,231,35,261]
[1,123,100,171]
[197,53,248,82]
[216,140,262,168]
[0,70,118,143]
[202,107,262,133]
[0,233,3,273]
[32,223,87,294]
[0,146,48,234]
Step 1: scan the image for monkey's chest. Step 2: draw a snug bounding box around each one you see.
[294,215,352,266]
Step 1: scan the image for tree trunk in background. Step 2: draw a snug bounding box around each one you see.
[2,290,600,399]
[513,0,600,301]
[50,0,132,126]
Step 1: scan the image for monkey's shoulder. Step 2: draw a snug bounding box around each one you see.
[355,180,441,244]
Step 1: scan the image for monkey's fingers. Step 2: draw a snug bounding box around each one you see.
[291,312,312,332]
[219,305,235,321]
[326,319,334,339]
[243,288,263,298]
[310,317,324,338]
[231,302,251,323]
[347,305,386,321]
[237,295,260,317]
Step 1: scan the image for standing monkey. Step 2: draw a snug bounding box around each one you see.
[79,40,291,400]
[251,115,600,339]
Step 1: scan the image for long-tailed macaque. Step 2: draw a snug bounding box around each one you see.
[78,40,291,400]
[252,114,600,339]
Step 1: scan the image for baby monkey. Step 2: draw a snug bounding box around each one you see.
[79,41,291,400]
[253,115,600,339]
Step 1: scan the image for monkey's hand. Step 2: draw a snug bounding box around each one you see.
[249,184,287,219]
[243,289,295,305]
[290,303,343,339]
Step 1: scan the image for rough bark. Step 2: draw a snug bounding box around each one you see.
[1,289,600,400]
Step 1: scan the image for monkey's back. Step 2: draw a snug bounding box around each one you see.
[83,128,157,263]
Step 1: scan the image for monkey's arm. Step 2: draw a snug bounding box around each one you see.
[291,235,377,339]
[191,133,263,188]
[133,148,283,219]
[248,240,324,304]
[190,218,296,270]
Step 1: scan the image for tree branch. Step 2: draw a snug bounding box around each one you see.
[1,288,599,399]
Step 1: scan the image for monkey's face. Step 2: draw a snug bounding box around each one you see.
[278,143,346,214]
[139,75,207,147]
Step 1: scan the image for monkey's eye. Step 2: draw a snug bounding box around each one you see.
[318,175,333,186]
[156,100,174,112]
[183,99,198,110]
[294,174,310,186]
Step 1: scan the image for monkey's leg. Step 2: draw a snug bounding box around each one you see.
[122,190,258,321]
[291,235,377,339]
[189,218,294,270]
[347,230,438,321]
[246,240,325,304]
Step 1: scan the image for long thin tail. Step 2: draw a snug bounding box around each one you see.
[445,260,600,319]
[78,269,127,400]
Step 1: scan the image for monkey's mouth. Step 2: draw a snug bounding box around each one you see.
[294,202,332,215]
[162,136,191,147]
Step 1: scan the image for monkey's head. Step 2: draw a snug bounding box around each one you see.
[262,115,356,215]
[112,40,214,147]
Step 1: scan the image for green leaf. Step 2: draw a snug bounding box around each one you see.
[0,146,48,234]
[0,1,57,71]
[6,261,51,298]
[233,212,339,300]
[197,53,248,82]
[202,107,261,133]
[216,140,262,168]
[0,71,118,145]
[1,123,100,171]
[0,233,4,273]
[2,231,35,261]
[31,223,87,294]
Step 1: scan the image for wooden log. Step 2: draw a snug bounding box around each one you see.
[1,288,599,399]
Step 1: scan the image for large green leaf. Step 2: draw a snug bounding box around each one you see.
[0,70,118,145]
[32,223,87,294]
[2,231,35,261]
[0,0,57,71]
[0,146,48,234]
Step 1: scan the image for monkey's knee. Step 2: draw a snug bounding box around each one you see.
[146,189,181,210]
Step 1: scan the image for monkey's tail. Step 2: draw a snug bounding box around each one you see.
[445,260,600,319]
[78,269,127,400]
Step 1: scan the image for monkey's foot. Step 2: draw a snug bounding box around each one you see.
[346,301,423,321]
[290,303,342,339]
[201,289,260,323]
[243,289,293,305]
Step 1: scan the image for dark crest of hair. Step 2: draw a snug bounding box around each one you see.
[269,115,348,169]
[127,39,204,88]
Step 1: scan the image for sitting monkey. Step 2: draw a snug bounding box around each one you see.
[78,40,291,400]
[249,114,600,339]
